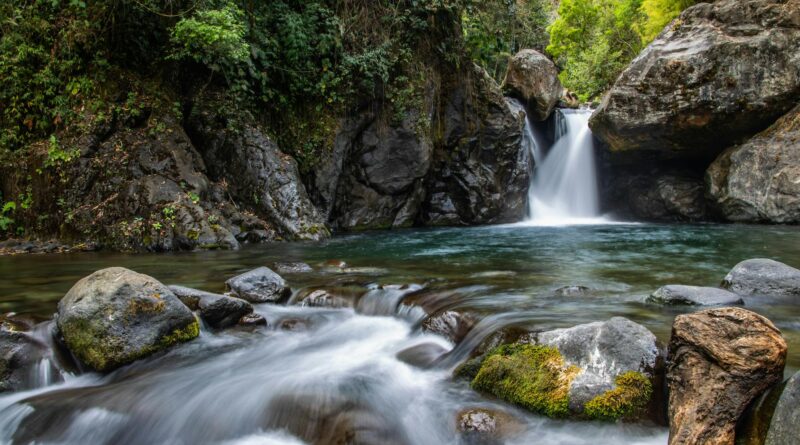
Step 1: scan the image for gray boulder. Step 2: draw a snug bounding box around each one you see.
[56,268,199,372]
[590,0,800,160]
[0,326,49,392]
[765,371,800,445]
[535,317,660,413]
[225,267,291,303]
[707,105,800,223]
[502,49,562,121]
[648,285,743,306]
[169,285,253,329]
[721,259,800,297]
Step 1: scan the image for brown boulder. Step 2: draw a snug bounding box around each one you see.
[666,307,786,445]
[502,49,562,121]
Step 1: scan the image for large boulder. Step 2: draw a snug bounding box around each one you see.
[666,307,786,445]
[647,285,743,306]
[590,0,800,161]
[502,49,562,121]
[226,267,292,304]
[469,317,660,421]
[765,371,800,445]
[707,105,800,223]
[56,268,199,372]
[721,259,800,298]
[168,285,253,329]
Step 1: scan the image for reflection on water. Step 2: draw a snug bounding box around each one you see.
[0,223,799,444]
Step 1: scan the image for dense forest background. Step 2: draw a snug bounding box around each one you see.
[0,0,695,234]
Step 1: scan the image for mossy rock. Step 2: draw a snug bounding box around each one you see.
[56,267,199,372]
[583,371,653,421]
[471,344,579,418]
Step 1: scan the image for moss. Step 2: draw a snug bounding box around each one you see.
[158,316,200,348]
[583,371,653,421]
[454,356,485,381]
[471,344,579,418]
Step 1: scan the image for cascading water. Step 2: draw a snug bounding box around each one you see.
[511,99,606,225]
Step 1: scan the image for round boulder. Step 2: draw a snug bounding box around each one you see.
[667,307,786,445]
[225,267,291,303]
[56,267,199,372]
[721,259,800,298]
[647,285,744,306]
[502,49,562,121]
[169,285,253,329]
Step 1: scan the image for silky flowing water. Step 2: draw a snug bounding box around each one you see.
[1,223,799,444]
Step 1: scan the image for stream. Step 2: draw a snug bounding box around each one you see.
[1,223,799,444]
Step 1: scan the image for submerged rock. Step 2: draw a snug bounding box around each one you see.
[169,285,253,329]
[396,343,448,368]
[225,267,291,303]
[765,371,800,445]
[707,105,800,223]
[297,288,357,309]
[502,49,562,121]
[647,285,743,306]
[553,285,592,297]
[666,307,786,445]
[456,408,523,444]
[272,262,314,274]
[468,318,659,421]
[421,310,476,343]
[56,268,199,372]
[0,324,49,392]
[590,0,800,160]
[721,259,800,298]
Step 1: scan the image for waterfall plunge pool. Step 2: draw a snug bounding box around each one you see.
[1,223,800,444]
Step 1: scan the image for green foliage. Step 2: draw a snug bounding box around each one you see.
[463,0,555,80]
[0,201,15,232]
[639,0,695,43]
[471,343,579,418]
[584,371,653,421]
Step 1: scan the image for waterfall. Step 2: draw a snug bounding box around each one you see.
[511,100,606,225]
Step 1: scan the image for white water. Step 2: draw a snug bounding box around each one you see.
[512,100,607,226]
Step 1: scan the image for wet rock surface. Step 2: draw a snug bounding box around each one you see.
[647,285,743,306]
[590,0,800,161]
[502,49,562,121]
[765,371,800,445]
[225,267,291,304]
[707,105,800,224]
[722,259,800,298]
[396,343,448,368]
[169,285,253,329]
[272,262,314,274]
[421,310,476,343]
[456,408,523,444]
[56,267,199,372]
[0,322,50,392]
[667,307,787,445]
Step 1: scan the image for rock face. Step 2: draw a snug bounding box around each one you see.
[311,64,531,230]
[666,307,786,445]
[186,96,328,241]
[590,0,800,160]
[225,267,291,304]
[468,318,659,421]
[707,105,800,223]
[721,259,800,298]
[56,268,199,372]
[169,285,253,329]
[765,371,800,445]
[421,310,476,343]
[502,49,562,121]
[603,168,709,221]
[648,285,743,306]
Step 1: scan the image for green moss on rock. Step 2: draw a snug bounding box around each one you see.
[583,371,653,421]
[471,344,579,418]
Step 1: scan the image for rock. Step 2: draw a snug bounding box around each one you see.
[765,371,800,445]
[559,90,580,109]
[554,285,591,297]
[396,343,448,368]
[238,313,267,327]
[721,259,800,298]
[590,0,800,161]
[225,267,291,304]
[666,307,787,445]
[272,262,313,274]
[297,289,355,309]
[707,105,800,223]
[502,49,562,121]
[469,318,659,421]
[56,268,199,372]
[736,382,786,445]
[647,285,744,306]
[186,95,328,241]
[421,310,476,343]
[456,408,523,444]
[0,325,49,392]
[169,285,253,329]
